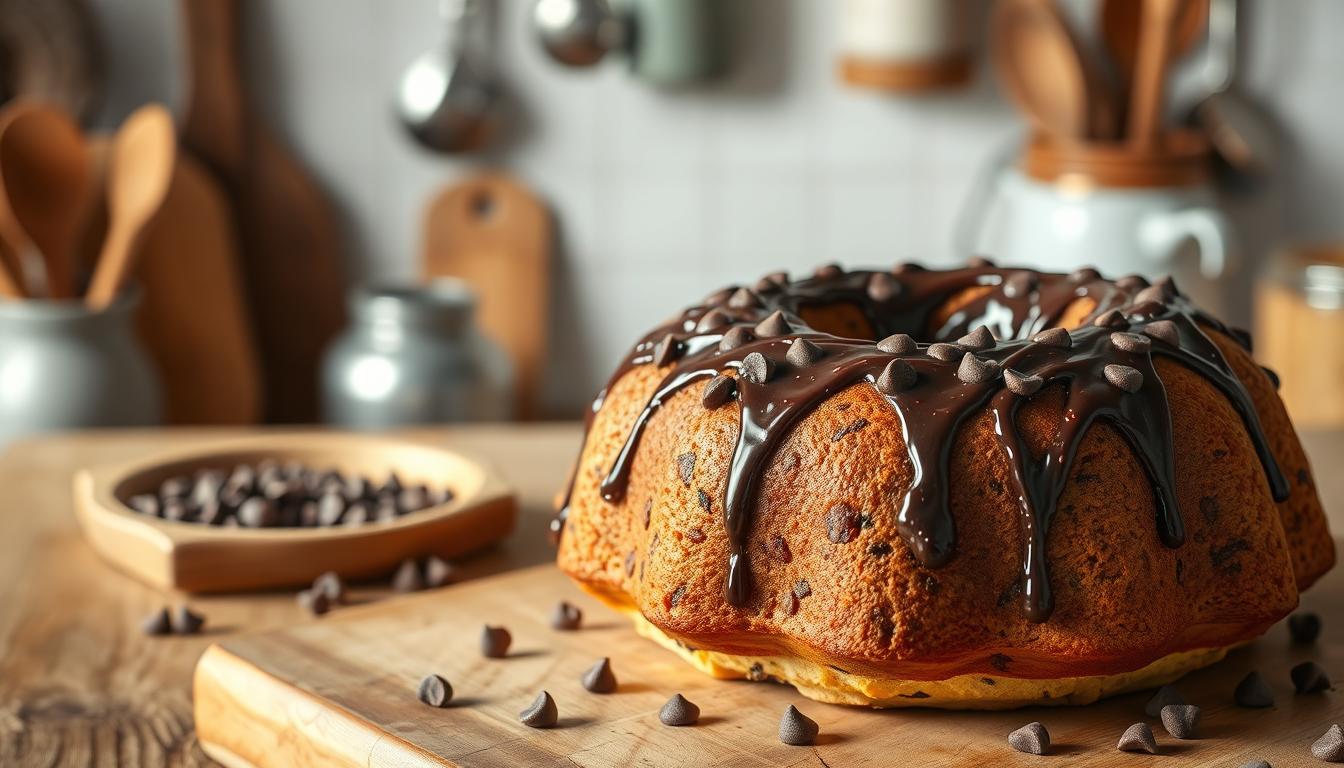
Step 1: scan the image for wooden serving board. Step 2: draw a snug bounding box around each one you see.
[195,561,1344,767]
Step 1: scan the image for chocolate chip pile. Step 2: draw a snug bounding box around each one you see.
[125,460,454,528]
[141,604,206,636]
[1006,610,1339,763]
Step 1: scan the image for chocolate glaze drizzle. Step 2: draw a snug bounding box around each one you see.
[554,264,1288,622]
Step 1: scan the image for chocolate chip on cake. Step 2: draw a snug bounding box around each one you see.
[1093,309,1128,328]
[786,339,824,367]
[826,503,861,544]
[392,558,424,592]
[876,333,916,355]
[417,674,453,707]
[1134,285,1171,306]
[1008,722,1051,755]
[701,374,736,408]
[1004,271,1038,298]
[754,310,791,337]
[727,287,761,310]
[676,451,696,485]
[580,657,617,693]
[740,352,774,384]
[1117,722,1159,754]
[659,694,699,726]
[957,326,995,351]
[141,607,171,636]
[424,556,457,589]
[1290,611,1322,644]
[1160,704,1201,739]
[1069,266,1100,283]
[1292,661,1331,694]
[696,309,731,333]
[171,605,205,635]
[876,359,917,395]
[1003,369,1043,396]
[1104,364,1144,393]
[653,333,681,366]
[1144,685,1185,717]
[778,704,819,746]
[1235,671,1274,708]
[1111,331,1152,353]
[866,272,902,301]
[718,326,753,352]
[1031,327,1072,348]
[519,691,558,728]
[969,256,996,268]
[957,353,1000,384]
[927,342,961,361]
[481,625,512,658]
[551,601,582,631]
[1144,319,1180,347]
[1313,724,1344,762]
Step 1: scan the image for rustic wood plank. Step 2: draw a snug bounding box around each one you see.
[195,559,1344,768]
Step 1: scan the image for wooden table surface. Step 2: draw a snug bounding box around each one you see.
[0,425,1341,767]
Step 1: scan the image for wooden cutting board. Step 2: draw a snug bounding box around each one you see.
[181,0,347,424]
[422,174,551,420]
[194,562,1344,767]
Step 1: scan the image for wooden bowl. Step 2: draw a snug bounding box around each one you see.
[73,432,517,593]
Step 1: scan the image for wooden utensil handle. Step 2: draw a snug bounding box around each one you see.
[1128,0,1181,149]
[181,0,245,177]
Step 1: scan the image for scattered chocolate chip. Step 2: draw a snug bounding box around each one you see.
[1145,685,1185,717]
[677,451,696,485]
[718,326,754,351]
[1240,761,1271,768]
[778,704,819,746]
[957,353,1000,384]
[740,352,774,384]
[417,674,453,707]
[1111,331,1152,353]
[866,272,902,301]
[1003,368,1043,396]
[768,535,792,563]
[666,584,687,609]
[1313,724,1344,762]
[831,418,869,441]
[1144,319,1180,346]
[581,658,617,693]
[754,310,791,337]
[927,342,961,361]
[701,375,736,408]
[659,694,699,726]
[876,333,916,355]
[653,333,681,366]
[481,625,511,658]
[957,326,995,351]
[1235,671,1274,708]
[424,556,457,589]
[727,287,761,310]
[786,339,824,367]
[1031,327,1072,348]
[696,309,731,333]
[1004,271,1038,298]
[1290,612,1322,644]
[1161,704,1201,739]
[1292,661,1331,694]
[1117,722,1158,754]
[1069,266,1101,283]
[793,579,811,599]
[826,503,861,543]
[1093,309,1128,328]
[1104,364,1144,393]
[1008,722,1051,755]
[141,607,171,636]
[519,691,558,728]
[392,558,423,592]
[876,359,917,395]
[550,601,582,631]
[697,489,711,512]
[297,589,331,616]
[171,605,205,635]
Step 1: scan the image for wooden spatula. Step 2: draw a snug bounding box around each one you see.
[422,174,552,420]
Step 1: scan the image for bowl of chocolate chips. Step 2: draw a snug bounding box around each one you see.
[73,433,516,592]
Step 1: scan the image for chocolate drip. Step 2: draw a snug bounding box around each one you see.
[556,265,1288,622]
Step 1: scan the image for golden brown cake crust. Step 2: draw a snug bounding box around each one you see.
[556,264,1334,704]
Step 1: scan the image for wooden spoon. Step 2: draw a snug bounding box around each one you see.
[85,104,177,310]
[0,103,94,298]
[991,0,1118,141]
[1127,0,1186,150]
[1102,0,1208,125]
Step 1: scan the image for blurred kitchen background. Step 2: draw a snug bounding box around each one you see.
[3,0,1342,433]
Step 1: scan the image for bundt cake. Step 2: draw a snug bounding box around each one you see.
[553,262,1335,708]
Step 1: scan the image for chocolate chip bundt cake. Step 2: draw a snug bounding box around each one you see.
[553,262,1335,708]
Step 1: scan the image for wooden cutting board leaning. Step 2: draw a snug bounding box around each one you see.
[195,561,1344,767]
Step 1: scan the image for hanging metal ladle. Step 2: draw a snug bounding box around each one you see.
[396,0,499,154]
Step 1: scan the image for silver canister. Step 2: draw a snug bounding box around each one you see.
[321,280,514,428]
[0,288,161,445]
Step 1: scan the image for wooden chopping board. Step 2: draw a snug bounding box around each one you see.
[181,0,347,424]
[194,562,1344,767]
[422,174,551,420]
